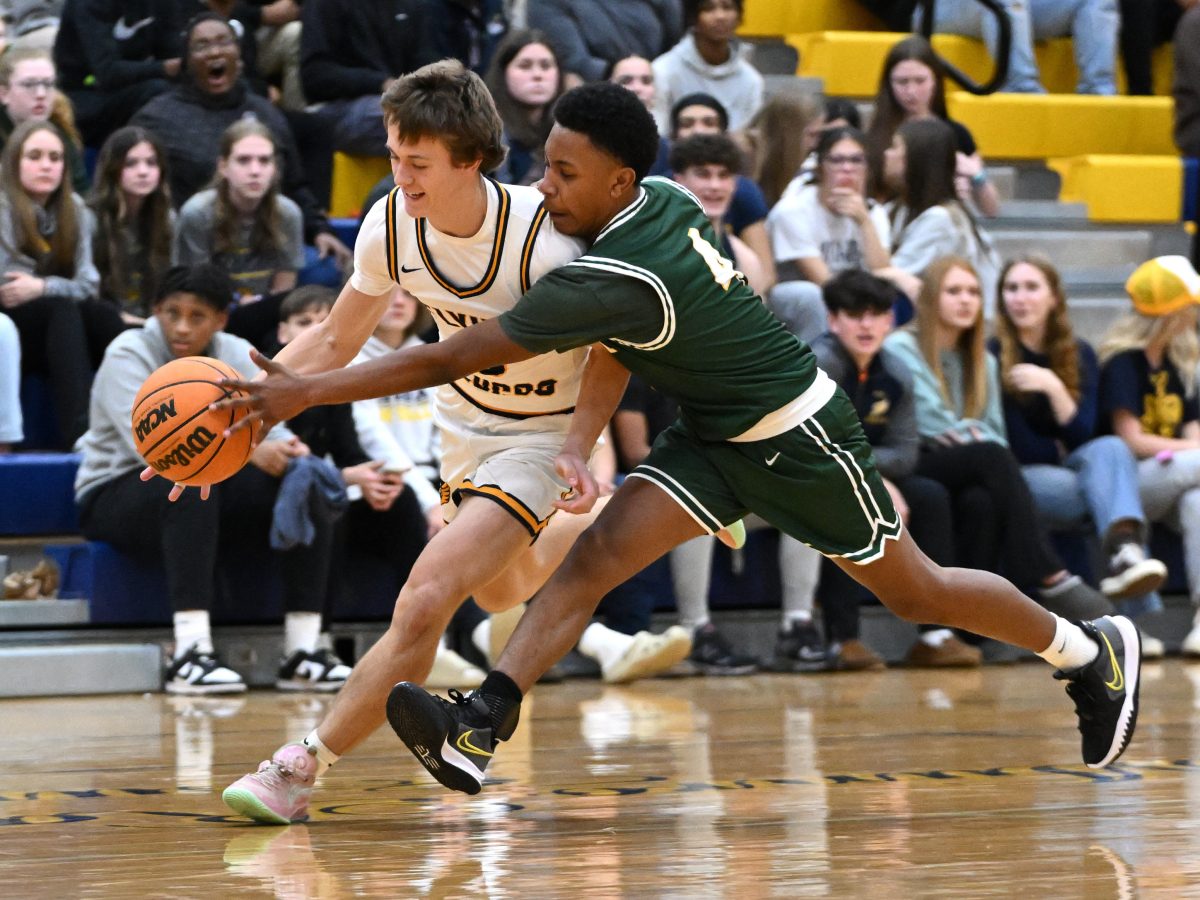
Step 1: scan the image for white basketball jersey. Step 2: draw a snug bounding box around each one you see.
[351,179,586,436]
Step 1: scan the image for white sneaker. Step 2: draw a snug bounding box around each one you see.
[425,646,486,689]
[1100,543,1167,599]
[276,648,352,692]
[165,646,246,695]
[1182,624,1200,658]
[601,626,693,684]
[1140,632,1165,659]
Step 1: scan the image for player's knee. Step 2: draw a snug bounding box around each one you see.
[391,577,456,637]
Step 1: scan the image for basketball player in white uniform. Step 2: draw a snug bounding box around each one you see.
[216,61,699,824]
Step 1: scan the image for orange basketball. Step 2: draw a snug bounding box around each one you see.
[131,356,260,487]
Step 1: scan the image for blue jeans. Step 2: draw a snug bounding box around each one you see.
[1023,435,1161,613]
[926,0,1118,94]
[0,312,21,444]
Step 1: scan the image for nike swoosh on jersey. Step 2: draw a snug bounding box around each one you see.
[400,264,423,273]
[765,451,781,466]
[113,16,155,41]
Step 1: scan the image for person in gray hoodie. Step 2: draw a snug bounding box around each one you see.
[74,263,349,696]
[652,0,762,134]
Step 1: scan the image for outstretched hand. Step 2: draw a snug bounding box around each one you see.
[553,449,599,514]
[213,349,308,440]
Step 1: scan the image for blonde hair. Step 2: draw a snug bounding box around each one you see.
[909,256,989,419]
[1099,310,1200,396]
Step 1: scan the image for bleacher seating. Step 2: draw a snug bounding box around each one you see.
[0,452,79,535]
[787,30,1174,98]
[1049,155,1187,222]
[329,152,390,218]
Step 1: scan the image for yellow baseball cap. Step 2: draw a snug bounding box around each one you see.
[1125,255,1200,317]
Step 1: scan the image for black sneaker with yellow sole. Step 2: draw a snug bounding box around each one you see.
[1054,615,1140,769]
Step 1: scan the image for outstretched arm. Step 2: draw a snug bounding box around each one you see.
[554,345,630,514]
[219,318,536,430]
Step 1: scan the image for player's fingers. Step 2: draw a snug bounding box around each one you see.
[248,348,283,373]
[210,393,260,414]
[200,484,211,501]
[554,493,597,514]
[139,465,156,482]
[223,413,260,438]
[167,484,185,502]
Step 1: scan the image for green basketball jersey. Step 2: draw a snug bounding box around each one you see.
[499,177,818,441]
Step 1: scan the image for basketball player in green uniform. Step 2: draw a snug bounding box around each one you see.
[225,83,1141,788]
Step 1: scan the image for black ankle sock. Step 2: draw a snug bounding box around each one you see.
[480,670,523,740]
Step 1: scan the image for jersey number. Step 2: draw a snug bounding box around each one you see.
[688,227,743,291]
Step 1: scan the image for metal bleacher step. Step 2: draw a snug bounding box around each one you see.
[0,642,161,697]
[990,228,1154,268]
[0,598,89,628]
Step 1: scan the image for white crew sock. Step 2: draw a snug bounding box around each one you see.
[577,622,633,671]
[782,610,812,629]
[920,628,954,647]
[173,610,213,658]
[471,619,491,658]
[303,728,339,778]
[1037,616,1100,671]
[284,612,322,656]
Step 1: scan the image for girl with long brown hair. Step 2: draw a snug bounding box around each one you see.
[865,35,998,216]
[992,255,1166,616]
[89,125,174,324]
[0,119,119,445]
[885,256,1115,617]
[484,29,564,186]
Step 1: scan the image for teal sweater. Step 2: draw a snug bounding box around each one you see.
[884,329,1007,446]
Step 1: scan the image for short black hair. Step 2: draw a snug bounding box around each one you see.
[670,92,729,134]
[822,97,862,130]
[823,270,896,316]
[668,133,744,175]
[279,284,336,322]
[553,82,660,181]
[683,0,744,27]
[154,264,236,313]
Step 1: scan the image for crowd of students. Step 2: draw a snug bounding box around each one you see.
[1,0,1200,690]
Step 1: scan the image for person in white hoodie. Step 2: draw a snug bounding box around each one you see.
[652,0,763,134]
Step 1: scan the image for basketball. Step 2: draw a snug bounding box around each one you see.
[131,356,259,487]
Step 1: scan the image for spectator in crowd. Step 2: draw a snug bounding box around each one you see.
[89,125,174,325]
[0,312,20,451]
[271,284,440,685]
[1120,0,1186,96]
[254,0,307,110]
[7,0,61,51]
[0,120,121,446]
[884,118,1000,314]
[54,0,181,146]
[923,0,1119,94]
[767,126,894,342]
[173,119,304,305]
[484,29,563,186]
[430,0,509,76]
[1099,256,1200,655]
[993,255,1169,618]
[74,263,346,693]
[810,270,978,668]
[740,89,819,210]
[527,0,683,85]
[130,12,350,273]
[886,256,1115,618]
[664,91,775,292]
[866,36,999,217]
[669,133,768,294]
[299,0,438,155]
[652,0,762,134]
[1175,3,1200,267]
[608,55,671,170]
[0,47,86,194]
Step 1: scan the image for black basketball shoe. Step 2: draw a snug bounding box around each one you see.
[386,683,517,795]
[1054,615,1141,769]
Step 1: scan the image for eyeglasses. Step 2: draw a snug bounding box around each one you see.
[14,78,56,93]
[190,35,237,53]
[824,154,866,168]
